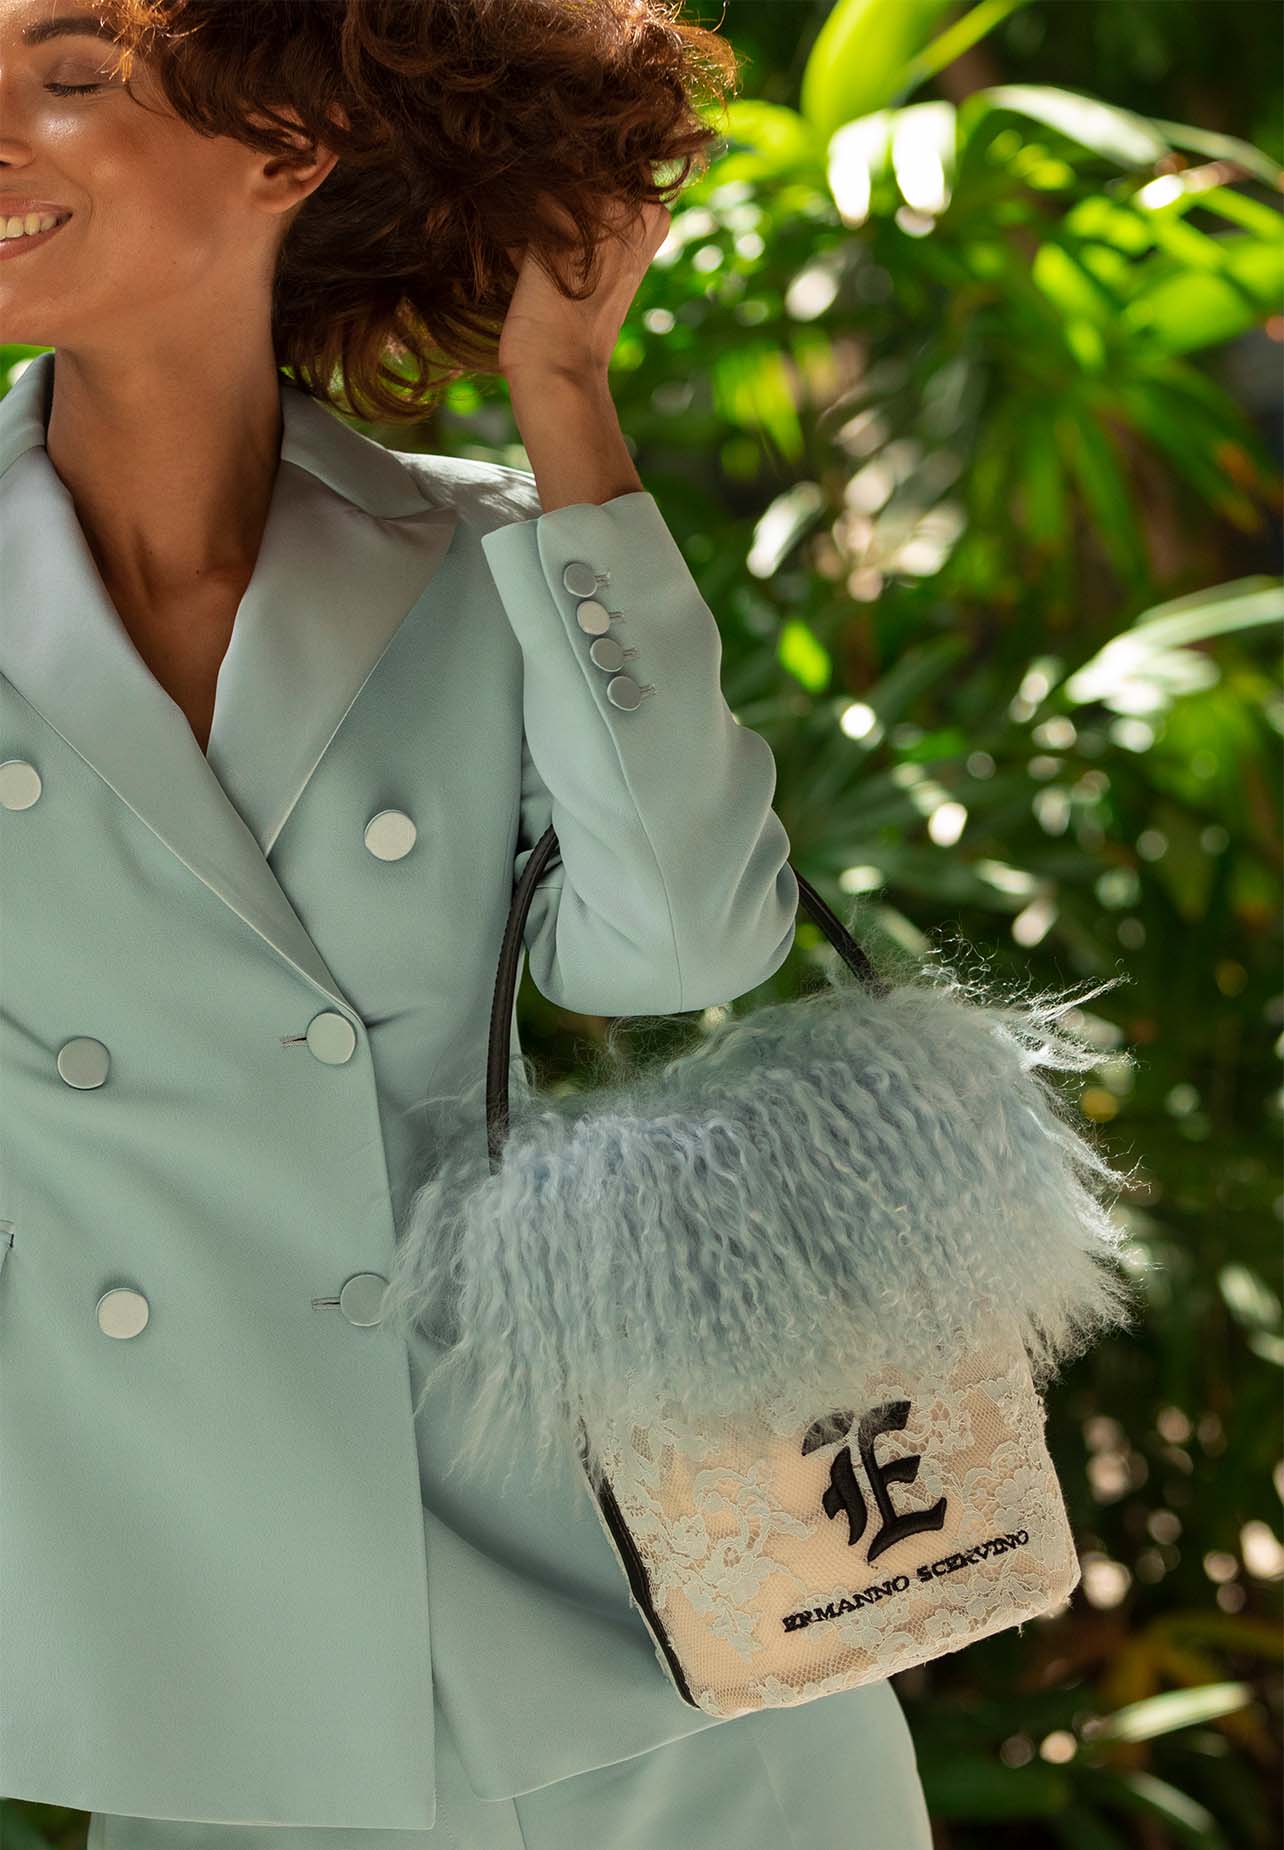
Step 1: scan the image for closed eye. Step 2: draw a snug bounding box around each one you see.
[47,81,105,94]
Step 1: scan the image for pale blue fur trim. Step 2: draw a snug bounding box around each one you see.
[382,961,1143,1487]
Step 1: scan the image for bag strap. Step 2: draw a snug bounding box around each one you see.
[485,824,889,1172]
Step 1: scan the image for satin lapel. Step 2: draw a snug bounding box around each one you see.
[201,468,458,860]
[0,351,458,1015]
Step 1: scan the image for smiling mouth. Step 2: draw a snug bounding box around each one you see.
[0,212,73,253]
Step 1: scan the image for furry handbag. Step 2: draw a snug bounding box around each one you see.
[381,827,1140,1719]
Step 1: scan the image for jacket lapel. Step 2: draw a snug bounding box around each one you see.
[0,351,458,1014]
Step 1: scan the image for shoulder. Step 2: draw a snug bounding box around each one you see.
[390,450,543,534]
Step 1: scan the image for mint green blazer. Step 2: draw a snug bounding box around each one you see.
[0,348,800,1830]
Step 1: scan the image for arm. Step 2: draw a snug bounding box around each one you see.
[483,204,798,1015]
[482,464,798,1016]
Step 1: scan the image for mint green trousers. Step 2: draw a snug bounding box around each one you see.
[87,1683,932,1849]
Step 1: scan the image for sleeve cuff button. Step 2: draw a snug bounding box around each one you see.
[606,675,654,710]
[563,561,603,597]
[575,598,612,634]
[589,636,628,671]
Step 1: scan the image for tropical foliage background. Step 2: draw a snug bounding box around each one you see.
[5,1,1281,1847]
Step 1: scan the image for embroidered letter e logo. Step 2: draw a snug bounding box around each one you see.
[806,1399,948,1564]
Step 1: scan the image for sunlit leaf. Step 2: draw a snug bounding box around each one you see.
[1169,184,1284,241]
[1102,1769,1226,1845]
[801,0,956,141]
[1123,235,1284,353]
[1065,194,1155,255]
[1131,577,1284,648]
[778,620,831,693]
[1144,115,1284,187]
[1032,242,1122,322]
[965,85,1170,168]
[1093,1682,1255,1743]
[717,100,822,184]
[890,101,958,216]
[827,111,898,224]
[747,482,826,578]
[709,341,805,462]
[906,0,1034,92]
[1218,1263,1283,1330]
[1143,212,1240,274]
[1065,580,1284,707]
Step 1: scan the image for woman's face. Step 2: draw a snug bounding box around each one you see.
[0,0,337,355]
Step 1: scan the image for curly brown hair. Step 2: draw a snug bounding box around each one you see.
[98,0,741,424]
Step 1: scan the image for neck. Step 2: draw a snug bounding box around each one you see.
[44,341,285,611]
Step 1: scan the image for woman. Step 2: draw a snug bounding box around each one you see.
[0,0,934,1844]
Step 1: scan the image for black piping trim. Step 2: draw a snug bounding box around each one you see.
[580,1447,701,1708]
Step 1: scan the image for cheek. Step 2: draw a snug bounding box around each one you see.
[83,156,234,293]
[50,107,231,253]
[30,102,265,329]
[121,142,254,283]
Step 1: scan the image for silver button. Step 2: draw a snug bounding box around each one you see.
[57,1037,110,1089]
[364,809,417,861]
[306,1011,357,1065]
[97,1287,150,1339]
[606,675,644,710]
[0,760,41,809]
[339,1272,389,1327]
[574,599,611,636]
[562,561,600,598]
[588,636,627,672]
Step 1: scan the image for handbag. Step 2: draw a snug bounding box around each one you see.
[382,826,1140,1719]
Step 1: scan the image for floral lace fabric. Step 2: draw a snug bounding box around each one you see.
[580,1333,1080,1718]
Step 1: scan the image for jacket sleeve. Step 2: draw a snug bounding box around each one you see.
[479,479,798,1016]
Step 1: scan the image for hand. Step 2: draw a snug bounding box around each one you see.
[498,194,672,384]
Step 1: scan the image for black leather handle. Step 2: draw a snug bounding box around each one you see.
[485,826,889,1172]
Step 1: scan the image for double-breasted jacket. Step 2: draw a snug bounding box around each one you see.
[0,347,800,1829]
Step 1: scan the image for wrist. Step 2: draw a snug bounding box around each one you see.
[501,366,642,510]
[503,365,613,401]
